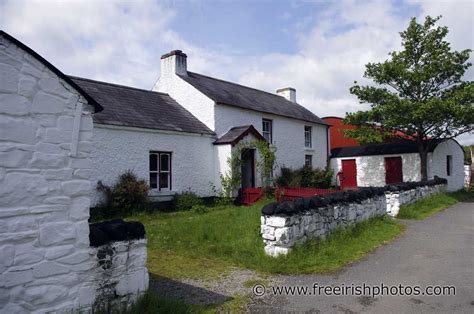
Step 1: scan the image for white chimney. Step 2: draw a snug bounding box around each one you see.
[277,87,296,103]
[160,50,187,77]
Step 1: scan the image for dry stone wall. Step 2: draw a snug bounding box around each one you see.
[385,184,446,216]
[261,180,447,257]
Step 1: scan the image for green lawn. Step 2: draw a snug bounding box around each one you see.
[396,189,473,220]
[125,200,404,313]
[128,199,404,278]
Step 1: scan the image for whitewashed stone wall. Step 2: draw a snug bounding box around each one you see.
[385,184,446,216]
[262,183,447,257]
[331,140,464,192]
[464,165,472,189]
[330,153,422,187]
[86,239,148,310]
[262,195,387,257]
[215,104,328,172]
[428,140,464,192]
[0,34,148,312]
[91,124,216,205]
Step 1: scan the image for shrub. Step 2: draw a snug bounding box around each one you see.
[173,191,204,211]
[191,204,208,214]
[275,166,333,188]
[96,170,149,218]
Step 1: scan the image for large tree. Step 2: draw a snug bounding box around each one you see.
[345,16,474,181]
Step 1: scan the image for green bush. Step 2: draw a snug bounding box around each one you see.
[275,166,333,188]
[191,204,208,214]
[96,170,149,218]
[173,191,204,211]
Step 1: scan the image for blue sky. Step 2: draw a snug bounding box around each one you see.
[0,0,472,143]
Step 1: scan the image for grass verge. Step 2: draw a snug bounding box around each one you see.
[128,199,404,277]
[396,189,473,220]
[124,290,250,314]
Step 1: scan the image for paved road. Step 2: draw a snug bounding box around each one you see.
[250,200,474,313]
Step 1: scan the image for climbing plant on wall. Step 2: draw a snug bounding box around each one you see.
[218,140,276,199]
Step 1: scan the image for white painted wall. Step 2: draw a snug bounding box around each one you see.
[428,139,464,191]
[215,104,328,174]
[0,35,95,312]
[330,153,422,187]
[154,55,216,131]
[91,125,216,205]
[330,139,464,191]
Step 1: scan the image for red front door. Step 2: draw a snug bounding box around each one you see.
[385,157,403,184]
[341,159,357,189]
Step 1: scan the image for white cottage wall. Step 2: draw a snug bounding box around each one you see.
[331,153,422,187]
[427,139,464,191]
[0,35,96,312]
[91,125,216,205]
[154,62,216,131]
[214,104,328,173]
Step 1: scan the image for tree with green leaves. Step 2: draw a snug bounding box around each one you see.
[345,15,474,181]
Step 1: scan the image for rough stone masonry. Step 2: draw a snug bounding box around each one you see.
[0,31,148,312]
[261,181,447,257]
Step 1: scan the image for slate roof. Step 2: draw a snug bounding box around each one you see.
[70,76,214,135]
[179,72,327,126]
[214,125,266,145]
[331,140,442,158]
[0,31,103,113]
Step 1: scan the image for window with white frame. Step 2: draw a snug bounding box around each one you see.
[149,151,172,191]
[262,119,273,144]
[304,126,312,148]
[305,155,312,167]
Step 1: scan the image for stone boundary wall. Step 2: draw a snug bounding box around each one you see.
[385,184,446,216]
[81,219,148,310]
[261,179,447,257]
[464,165,472,189]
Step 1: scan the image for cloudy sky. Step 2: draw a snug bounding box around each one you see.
[1,0,472,143]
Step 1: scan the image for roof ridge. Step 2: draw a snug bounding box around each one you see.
[185,71,297,104]
[68,75,170,96]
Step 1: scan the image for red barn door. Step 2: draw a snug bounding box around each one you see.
[385,157,403,184]
[341,159,357,189]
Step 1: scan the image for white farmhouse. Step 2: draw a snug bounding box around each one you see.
[68,49,329,204]
[330,139,465,192]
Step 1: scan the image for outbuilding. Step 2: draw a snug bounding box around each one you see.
[330,139,464,192]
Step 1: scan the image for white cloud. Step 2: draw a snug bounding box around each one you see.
[1,0,471,144]
[0,0,238,89]
[236,0,409,117]
[233,0,473,144]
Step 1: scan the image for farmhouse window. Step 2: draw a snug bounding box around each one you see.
[304,126,312,148]
[149,151,172,190]
[305,155,313,167]
[446,155,452,176]
[262,119,273,144]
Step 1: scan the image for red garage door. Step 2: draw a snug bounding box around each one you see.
[385,157,403,184]
[341,159,357,189]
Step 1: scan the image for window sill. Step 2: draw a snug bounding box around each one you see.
[149,190,176,196]
[304,147,315,152]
